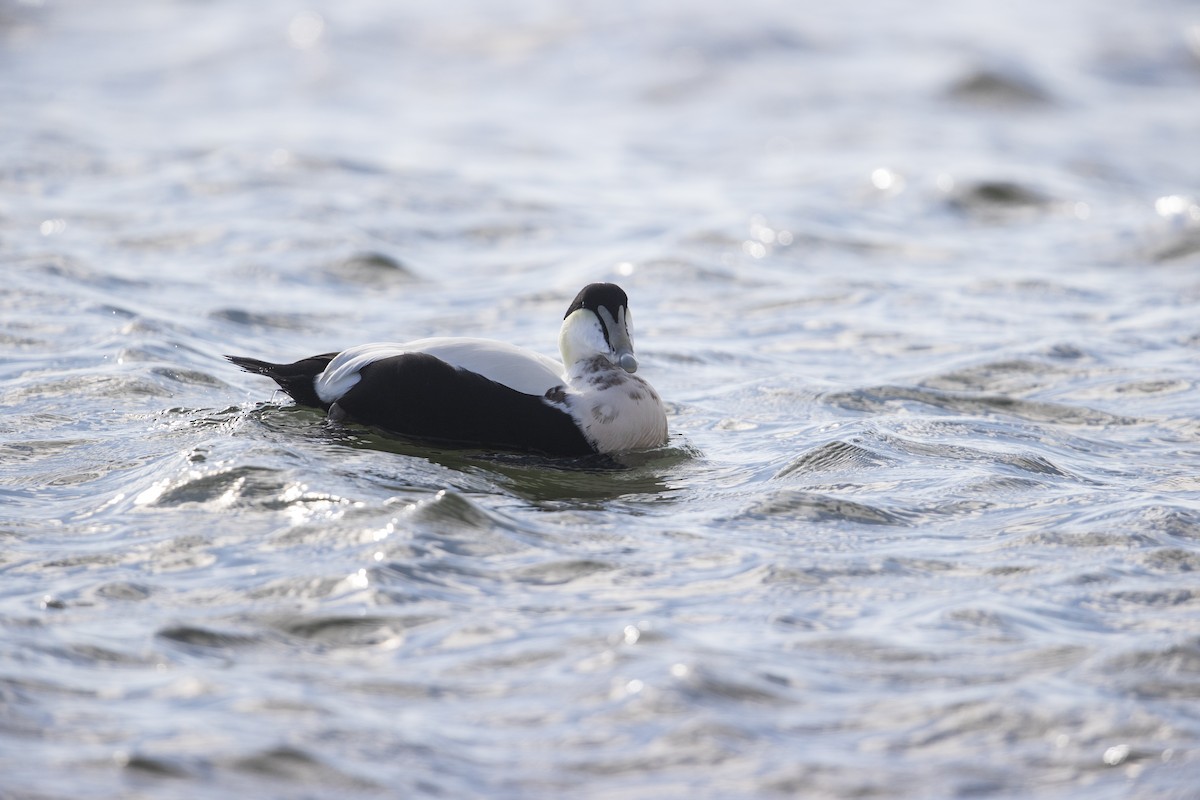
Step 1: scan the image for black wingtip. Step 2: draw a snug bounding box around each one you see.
[225,355,274,375]
[225,353,337,409]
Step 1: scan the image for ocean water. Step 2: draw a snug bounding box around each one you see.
[3,0,1200,797]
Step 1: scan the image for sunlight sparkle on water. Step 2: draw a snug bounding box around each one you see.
[611,678,644,699]
[40,218,66,236]
[288,11,325,49]
[742,240,767,258]
[1102,743,1129,766]
[1154,194,1199,221]
[7,2,1200,796]
[870,167,904,192]
[268,148,294,169]
[747,216,792,249]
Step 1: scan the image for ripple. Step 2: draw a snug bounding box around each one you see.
[824,385,1136,427]
[945,66,1053,107]
[374,558,493,600]
[511,559,616,586]
[920,357,1082,395]
[120,753,192,779]
[1069,501,1200,543]
[933,603,1076,643]
[210,308,318,331]
[326,251,420,287]
[675,662,794,706]
[401,490,553,556]
[1103,588,1200,611]
[31,255,151,292]
[156,624,263,652]
[743,489,910,526]
[1135,547,1200,574]
[148,365,227,388]
[1142,212,1200,263]
[272,613,440,647]
[5,2,1200,798]
[773,439,894,478]
[41,642,162,668]
[230,745,378,790]
[764,557,969,588]
[0,437,89,464]
[943,179,1056,218]
[10,371,174,403]
[91,581,154,602]
[1100,642,1200,700]
[140,465,288,507]
[1006,529,1163,550]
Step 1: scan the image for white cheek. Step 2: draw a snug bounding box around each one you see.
[560,310,609,364]
[590,320,608,351]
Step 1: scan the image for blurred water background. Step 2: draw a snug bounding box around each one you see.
[3,0,1200,797]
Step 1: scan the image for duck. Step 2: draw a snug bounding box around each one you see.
[226,283,668,456]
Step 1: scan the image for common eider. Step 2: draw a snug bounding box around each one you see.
[227,283,668,456]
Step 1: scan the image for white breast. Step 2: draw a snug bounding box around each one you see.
[315,337,565,405]
[563,372,669,453]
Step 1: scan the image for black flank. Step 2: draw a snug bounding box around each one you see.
[334,353,596,457]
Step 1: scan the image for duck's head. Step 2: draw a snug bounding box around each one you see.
[559,282,639,374]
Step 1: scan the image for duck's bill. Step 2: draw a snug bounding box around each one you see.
[597,305,640,373]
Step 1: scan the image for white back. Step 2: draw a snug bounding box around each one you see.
[315,337,565,405]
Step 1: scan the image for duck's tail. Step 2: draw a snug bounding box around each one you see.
[226,353,338,409]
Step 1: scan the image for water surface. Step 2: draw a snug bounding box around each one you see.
[3,1,1200,797]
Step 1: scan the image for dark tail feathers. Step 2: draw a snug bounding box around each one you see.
[226,353,338,410]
